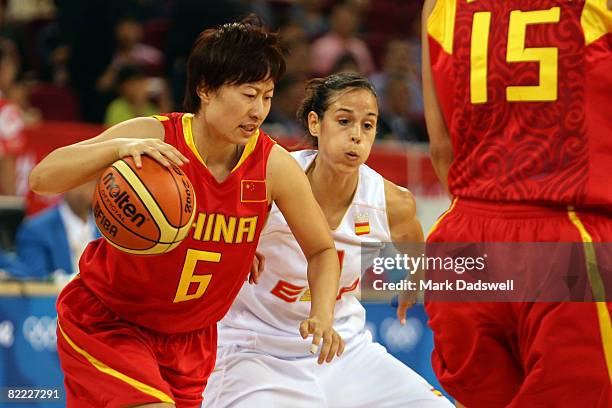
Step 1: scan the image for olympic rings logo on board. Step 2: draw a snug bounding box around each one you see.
[0,320,14,348]
[22,316,57,352]
[380,317,423,352]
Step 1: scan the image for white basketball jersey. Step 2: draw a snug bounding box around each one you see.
[218,150,391,355]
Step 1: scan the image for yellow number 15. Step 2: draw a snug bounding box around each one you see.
[471,7,561,104]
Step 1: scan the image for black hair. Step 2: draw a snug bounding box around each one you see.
[183,14,286,113]
[296,72,377,146]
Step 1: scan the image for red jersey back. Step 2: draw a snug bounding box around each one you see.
[428,0,612,206]
[80,113,275,333]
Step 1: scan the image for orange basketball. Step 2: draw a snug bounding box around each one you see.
[93,155,196,255]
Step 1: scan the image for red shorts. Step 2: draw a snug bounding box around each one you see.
[426,198,612,408]
[56,277,216,408]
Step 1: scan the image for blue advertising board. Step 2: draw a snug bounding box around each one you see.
[0,288,448,406]
[0,293,63,407]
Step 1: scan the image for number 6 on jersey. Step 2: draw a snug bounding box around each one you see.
[174,249,221,303]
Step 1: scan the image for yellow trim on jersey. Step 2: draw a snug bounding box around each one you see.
[151,114,169,121]
[470,11,492,104]
[181,113,260,172]
[581,0,612,45]
[427,197,458,239]
[232,129,260,172]
[182,113,205,167]
[567,208,612,382]
[567,208,606,301]
[427,0,457,55]
[57,322,175,404]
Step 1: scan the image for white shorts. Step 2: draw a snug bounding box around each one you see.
[202,331,453,408]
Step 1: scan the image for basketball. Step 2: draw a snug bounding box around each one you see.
[93,155,196,255]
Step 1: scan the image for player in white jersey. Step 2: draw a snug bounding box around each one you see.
[203,73,453,408]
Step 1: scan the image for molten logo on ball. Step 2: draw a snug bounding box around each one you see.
[94,155,196,255]
[102,172,147,227]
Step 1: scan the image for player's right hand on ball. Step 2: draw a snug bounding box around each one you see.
[117,138,190,168]
[299,317,345,364]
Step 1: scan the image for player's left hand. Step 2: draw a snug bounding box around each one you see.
[299,317,345,364]
[248,252,265,284]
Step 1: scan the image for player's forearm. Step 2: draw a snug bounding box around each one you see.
[429,140,453,194]
[306,247,341,321]
[29,139,124,195]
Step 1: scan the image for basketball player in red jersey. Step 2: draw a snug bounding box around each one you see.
[29,16,344,408]
[422,1,612,407]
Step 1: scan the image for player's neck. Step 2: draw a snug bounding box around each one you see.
[191,113,242,171]
[307,157,358,210]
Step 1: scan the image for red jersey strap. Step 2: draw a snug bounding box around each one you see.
[151,113,182,146]
[257,131,277,166]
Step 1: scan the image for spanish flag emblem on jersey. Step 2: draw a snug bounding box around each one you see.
[354,213,370,236]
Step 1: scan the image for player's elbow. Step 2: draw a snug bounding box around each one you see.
[29,167,56,195]
[305,244,336,263]
[28,168,44,194]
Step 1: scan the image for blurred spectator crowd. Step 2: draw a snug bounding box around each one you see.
[0,0,427,283]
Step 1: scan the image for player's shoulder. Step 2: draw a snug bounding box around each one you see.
[104,116,166,141]
[267,145,305,179]
[150,112,188,134]
[383,179,416,220]
[266,146,312,201]
[150,112,183,123]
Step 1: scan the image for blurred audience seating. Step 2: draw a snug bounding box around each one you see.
[28,84,80,121]
[142,18,171,52]
[23,121,103,215]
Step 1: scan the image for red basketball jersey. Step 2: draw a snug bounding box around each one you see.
[428,0,612,206]
[79,113,275,333]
